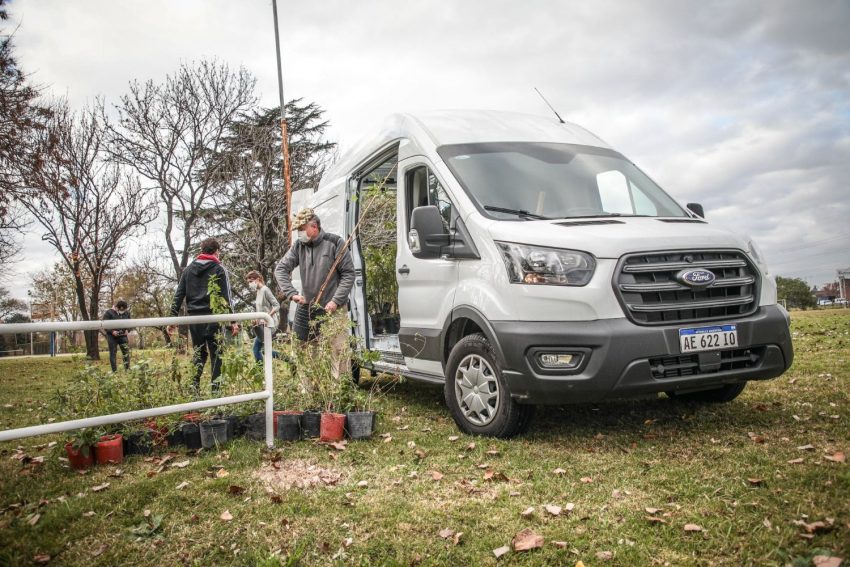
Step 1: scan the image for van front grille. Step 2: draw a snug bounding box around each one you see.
[615,250,759,325]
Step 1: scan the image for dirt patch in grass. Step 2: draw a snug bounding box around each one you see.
[253,459,345,491]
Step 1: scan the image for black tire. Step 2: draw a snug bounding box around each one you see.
[666,382,747,403]
[444,333,534,438]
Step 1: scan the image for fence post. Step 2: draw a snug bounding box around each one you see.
[263,325,275,448]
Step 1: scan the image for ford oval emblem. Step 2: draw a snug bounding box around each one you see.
[677,269,716,287]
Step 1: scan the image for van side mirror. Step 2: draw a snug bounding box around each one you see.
[686,202,705,218]
[409,206,449,259]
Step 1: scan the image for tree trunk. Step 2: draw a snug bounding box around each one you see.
[84,330,100,360]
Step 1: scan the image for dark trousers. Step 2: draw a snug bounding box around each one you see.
[106,334,130,372]
[189,323,222,395]
[293,304,327,342]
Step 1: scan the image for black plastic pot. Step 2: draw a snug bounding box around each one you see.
[276,413,301,441]
[199,419,228,449]
[166,427,184,448]
[245,412,266,441]
[124,430,153,455]
[301,410,321,439]
[345,411,376,440]
[181,422,202,450]
[221,415,244,440]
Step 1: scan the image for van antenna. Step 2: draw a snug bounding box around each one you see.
[534,87,565,124]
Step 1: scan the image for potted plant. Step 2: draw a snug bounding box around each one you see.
[65,428,99,470]
[345,388,375,440]
[122,422,153,456]
[95,432,124,465]
[198,410,228,449]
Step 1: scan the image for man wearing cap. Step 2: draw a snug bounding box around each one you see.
[275,208,356,377]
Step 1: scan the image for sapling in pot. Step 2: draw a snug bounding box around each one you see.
[65,427,99,470]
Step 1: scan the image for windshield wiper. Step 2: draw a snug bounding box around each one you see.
[484,205,550,220]
[557,212,650,219]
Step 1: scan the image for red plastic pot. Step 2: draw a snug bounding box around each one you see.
[95,434,124,465]
[319,412,346,442]
[182,413,202,423]
[65,442,94,470]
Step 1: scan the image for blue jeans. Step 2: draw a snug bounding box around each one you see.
[252,335,280,362]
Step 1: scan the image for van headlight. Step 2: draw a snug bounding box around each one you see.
[496,242,596,286]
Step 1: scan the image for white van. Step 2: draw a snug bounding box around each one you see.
[291,110,793,437]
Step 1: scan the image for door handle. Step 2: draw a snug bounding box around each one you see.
[398,265,410,275]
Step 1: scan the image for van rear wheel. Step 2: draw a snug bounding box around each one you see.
[444,333,533,438]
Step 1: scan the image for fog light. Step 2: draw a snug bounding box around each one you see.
[538,353,581,369]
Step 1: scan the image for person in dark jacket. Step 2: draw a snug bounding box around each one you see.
[102,299,131,372]
[167,237,239,395]
[274,208,355,377]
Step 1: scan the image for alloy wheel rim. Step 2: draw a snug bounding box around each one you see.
[454,354,500,426]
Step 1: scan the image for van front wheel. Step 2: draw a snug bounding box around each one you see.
[444,333,533,438]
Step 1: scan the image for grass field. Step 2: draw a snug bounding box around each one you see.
[1,310,848,566]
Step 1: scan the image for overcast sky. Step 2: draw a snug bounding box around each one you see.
[5,0,850,301]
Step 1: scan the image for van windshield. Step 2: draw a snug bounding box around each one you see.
[437,142,688,220]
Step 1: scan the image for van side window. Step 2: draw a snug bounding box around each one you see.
[406,165,457,233]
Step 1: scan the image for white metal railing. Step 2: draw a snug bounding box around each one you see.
[0,313,276,448]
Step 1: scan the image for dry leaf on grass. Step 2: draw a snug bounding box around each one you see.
[812,556,844,567]
[596,550,614,560]
[747,478,764,486]
[91,483,110,492]
[486,449,501,456]
[763,518,772,529]
[430,471,443,481]
[683,523,703,532]
[438,528,455,539]
[452,532,463,546]
[215,468,230,478]
[824,452,845,463]
[220,510,233,521]
[646,516,667,524]
[521,507,535,518]
[28,513,40,526]
[645,507,662,514]
[580,477,593,483]
[545,505,562,516]
[448,436,459,442]
[797,444,815,451]
[553,468,566,476]
[171,460,190,468]
[512,528,544,551]
[493,545,510,558]
[33,554,50,564]
[176,481,190,490]
[328,441,347,451]
[552,541,568,549]
[793,518,834,533]
[82,511,95,517]
[747,432,766,443]
[407,441,416,448]
[91,544,107,557]
[466,442,476,451]
[787,458,805,465]
[414,449,426,460]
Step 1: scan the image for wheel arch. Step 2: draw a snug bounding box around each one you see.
[442,305,507,369]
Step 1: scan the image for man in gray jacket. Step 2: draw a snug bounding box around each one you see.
[275,208,356,376]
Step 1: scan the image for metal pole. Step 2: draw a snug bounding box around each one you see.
[263,325,274,448]
[272,0,294,246]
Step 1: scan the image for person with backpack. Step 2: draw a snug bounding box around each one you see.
[102,299,131,372]
[167,237,239,395]
[274,208,355,378]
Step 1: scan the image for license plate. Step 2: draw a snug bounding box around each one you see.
[679,324,737,353]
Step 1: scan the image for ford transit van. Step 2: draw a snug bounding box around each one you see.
[291,110,793,437]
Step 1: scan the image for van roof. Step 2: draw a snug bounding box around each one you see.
[321,109,612,185]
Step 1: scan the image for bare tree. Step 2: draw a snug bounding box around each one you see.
[201,101,336,302]
[107,60,257,280]
[16,101,157,359]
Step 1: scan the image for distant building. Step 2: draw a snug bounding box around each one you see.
[840,268,850,299]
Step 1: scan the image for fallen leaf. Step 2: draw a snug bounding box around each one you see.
[466,442,476,451]
[342,537,353,548]
[521,507,535,518]
[430,471,443,481]
[171,460,190,468]
[228,485,245,495]
[438,528,455,539]
[452,531,463,546]
[33,554,50,564]
[486,449,501,456]
[552,541,568,549]
[580,477,593,483]
[596,551,614,560]
[91,483,110,492]
[329,441,347,451]
[91,544,107,557]
[407,441,416,448]
[793,518,834,533]
[564,503,575,512]
[545,504,562,516]
[787,458,805,464]
[176,481,190,490]
[683,524,703,532]
[824,452,846,463]
[28,513,40,526]
[220,510,233,521]
[414,449,426,460]
[82,511,95,517]
[812,556,844,567]
[215,469,230,478]
[382,435,392,443]
[747,478,764,486]
[747,432,765,444]
[797,444,815,451]
[645,507,662,514]
[553,468,566,476]
[448,436,459,442]
[512,528,544,551]
[646,516,667,524]
[356,480,368,488]
[493,545,510,558]
[763,518,772,529]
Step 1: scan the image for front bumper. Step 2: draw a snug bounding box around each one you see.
[492,305,793,404]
